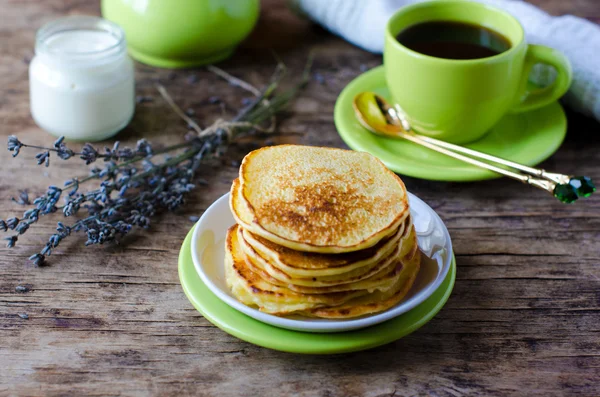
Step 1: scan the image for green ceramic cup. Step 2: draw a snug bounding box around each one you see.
[384,0,572,144]
[101,0,260,68]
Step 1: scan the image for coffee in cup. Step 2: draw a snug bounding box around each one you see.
[384,0,572,144]
[396,20,511,60]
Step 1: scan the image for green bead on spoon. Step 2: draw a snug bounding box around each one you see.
[569,176,596,197]
[553,176,597,204]
[553,183,579,204]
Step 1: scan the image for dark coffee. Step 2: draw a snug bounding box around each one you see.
[396,21,511,60]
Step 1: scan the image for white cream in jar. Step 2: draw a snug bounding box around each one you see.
[30,16,134,141]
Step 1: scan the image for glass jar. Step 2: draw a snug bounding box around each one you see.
[29,16,135,141]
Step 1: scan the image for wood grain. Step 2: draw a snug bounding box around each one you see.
[1,0,599,396]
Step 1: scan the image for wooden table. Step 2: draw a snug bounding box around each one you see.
[1,1,599,396]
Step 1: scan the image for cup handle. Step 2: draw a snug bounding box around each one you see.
[510,44,572,113]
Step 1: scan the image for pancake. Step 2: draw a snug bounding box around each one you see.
[302,243,421,319]
[230,177,258,228]
[240,214,412,278]
[241,225,419,295]
[225,225,370,314]
[225,144,422,319]
[226,223,421,315]
[237,145,409,253]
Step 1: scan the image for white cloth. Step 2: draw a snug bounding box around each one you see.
[291,0,600,122]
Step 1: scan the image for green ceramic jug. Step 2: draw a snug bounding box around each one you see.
[101,0,260,68]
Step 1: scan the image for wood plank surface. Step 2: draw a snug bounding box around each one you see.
[1,0,599,396]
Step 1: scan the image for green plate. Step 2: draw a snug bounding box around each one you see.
[178,227,456,354]
[334,65,567,181]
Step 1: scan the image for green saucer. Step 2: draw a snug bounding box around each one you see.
[178,227,456,354]
[334,66,567,181]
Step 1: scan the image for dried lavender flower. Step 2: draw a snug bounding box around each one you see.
[1,59,313,265]
[80,143,99,164]
[23,208,39,222]
[35,151,50,167]
[11,190,30,205]
[18,313,29,320]
[6,218,19,230]
[8,135,22,156]
[15,285,30,293]
[54,136,75,160]
[5,235,17,248]
[16,222,30,235]
[29,253,45,266]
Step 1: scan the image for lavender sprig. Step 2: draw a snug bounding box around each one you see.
[1,59,312,265]
[8,135,155,167]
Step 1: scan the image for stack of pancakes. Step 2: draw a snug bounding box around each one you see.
[226,145,421,318]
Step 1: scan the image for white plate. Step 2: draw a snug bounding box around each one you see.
[191,192,453,333]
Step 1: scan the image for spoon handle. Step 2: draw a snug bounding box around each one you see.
[387,105,571,185]
[412,133,570,185]
[394,129,557,194]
